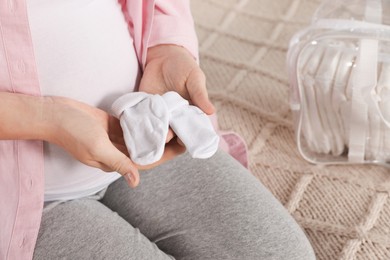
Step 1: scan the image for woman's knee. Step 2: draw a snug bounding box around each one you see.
[176,150,316,259]
[198,152,315,260]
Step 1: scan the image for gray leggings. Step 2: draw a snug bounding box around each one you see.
[33,150,315,260]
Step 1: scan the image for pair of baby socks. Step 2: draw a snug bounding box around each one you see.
[111,91,219,165]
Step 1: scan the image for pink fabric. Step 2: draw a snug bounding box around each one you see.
[0,0,247,258]
[219,132,249,169]
[124,0,199,68]
[0,0,44,259]
[209,114,249,168]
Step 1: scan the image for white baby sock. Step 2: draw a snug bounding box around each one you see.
[111,92,169,165]
[162,91,219,159]
[112,91,219,165]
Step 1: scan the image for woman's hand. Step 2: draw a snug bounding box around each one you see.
[139,44,215,115]
[43,96,185,187]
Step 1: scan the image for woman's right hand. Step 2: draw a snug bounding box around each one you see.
[42,96,186,187]
[0,92,184,187]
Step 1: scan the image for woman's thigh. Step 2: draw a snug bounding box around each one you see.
[101,150,315,260]
[33,199,173,260]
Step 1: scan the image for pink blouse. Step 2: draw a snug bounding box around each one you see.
[0,0,198,259]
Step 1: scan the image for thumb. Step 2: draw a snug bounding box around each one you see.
[99,142,140,188]
[187,67,215,115]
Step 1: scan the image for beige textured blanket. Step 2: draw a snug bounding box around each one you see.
[190,0,390,259]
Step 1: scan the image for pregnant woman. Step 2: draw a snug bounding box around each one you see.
[0,0,315,259]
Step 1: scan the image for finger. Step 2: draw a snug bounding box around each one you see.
[97,141,140,188]
[137,138,186,170]
[84,160,113,173]
[166,128,175,143]
[112,143,129,156]
[187,67,215,115]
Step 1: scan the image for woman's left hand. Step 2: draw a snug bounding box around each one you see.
[139,44,215,115]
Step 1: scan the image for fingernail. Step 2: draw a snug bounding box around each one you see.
[124,173,134,187]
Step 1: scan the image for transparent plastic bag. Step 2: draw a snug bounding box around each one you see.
[287,0,390,166]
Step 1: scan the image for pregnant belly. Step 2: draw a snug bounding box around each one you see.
[28,0,140,111]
